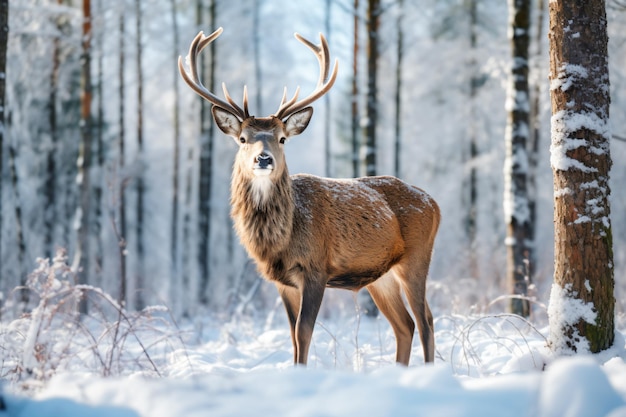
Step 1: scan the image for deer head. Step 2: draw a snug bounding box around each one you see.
[178,28,337,186]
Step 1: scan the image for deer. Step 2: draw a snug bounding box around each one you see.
[179,27,441,366]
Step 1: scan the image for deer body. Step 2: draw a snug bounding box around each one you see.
[180,28,440,366]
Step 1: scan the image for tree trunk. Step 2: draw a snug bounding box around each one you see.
[194,0,217,306]
[45,0,63,260]
[134,0,145,310]
[527,0,545,289]
[0,0,7,278]
[461,0,479,279]
[8,140,26,303]
[170,0,181,297]
[393,0,404,178]
[364,0,379,178]
[548,0,614,354]
[504,0,532,317]
[94,0,105,288]
[117,7,128,306]
[360,0,380,317]
[351,0,360,178]
[73,0,93,314]
[324,0,332,178]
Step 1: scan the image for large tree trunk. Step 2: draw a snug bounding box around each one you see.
[504,0,532,317]
[548,0,614,354]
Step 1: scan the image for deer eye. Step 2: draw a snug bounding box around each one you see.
[279,137,286,144]
[239,137,246,144]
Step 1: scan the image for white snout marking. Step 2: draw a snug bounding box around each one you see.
[253,167,273,176]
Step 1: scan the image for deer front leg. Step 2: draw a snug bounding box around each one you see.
[277,283,301,363]
[294,278,325,365]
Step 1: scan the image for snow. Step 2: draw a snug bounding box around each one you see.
[2,309,626,417]
[547,282,598,355]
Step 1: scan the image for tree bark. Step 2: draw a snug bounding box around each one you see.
[504,0,532,317]
[548,0,614,354]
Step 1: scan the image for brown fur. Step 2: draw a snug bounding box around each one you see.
[223,112,441,366]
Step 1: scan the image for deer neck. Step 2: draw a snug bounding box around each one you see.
[230,166,295,260]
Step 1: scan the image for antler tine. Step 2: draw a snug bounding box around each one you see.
[273,33,338,120]
[221,83,246,118]
[178,28,247,121]
[242,86,250,119]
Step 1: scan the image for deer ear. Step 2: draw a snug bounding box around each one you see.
[212,106,242,137]
[284,107,313,137]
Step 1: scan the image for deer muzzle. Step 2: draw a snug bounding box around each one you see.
[253,152,274,175]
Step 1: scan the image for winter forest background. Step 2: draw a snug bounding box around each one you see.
[2,0,626,322]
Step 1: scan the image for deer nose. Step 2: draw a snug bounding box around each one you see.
[255,153,273,169]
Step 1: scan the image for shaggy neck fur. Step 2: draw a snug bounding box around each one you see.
[230,165,295,262]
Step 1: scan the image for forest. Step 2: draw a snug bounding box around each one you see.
[1,0,626,415]
[1,0,625,342]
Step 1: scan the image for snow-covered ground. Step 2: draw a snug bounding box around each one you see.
[2,298,626,417]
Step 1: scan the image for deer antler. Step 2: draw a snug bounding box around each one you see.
[273,33,339,120]
[178,27,250,120]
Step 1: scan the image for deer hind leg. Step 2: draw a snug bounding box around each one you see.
[394,261,435,363]
[366,272,415,365]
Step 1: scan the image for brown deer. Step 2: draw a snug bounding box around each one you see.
[179,28,440,366]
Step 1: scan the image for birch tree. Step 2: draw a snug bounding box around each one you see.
[548,0,614,354]
[504,0,531,317]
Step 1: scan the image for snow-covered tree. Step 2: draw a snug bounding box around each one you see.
[504,0,531,317]
[547,0,614,354]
